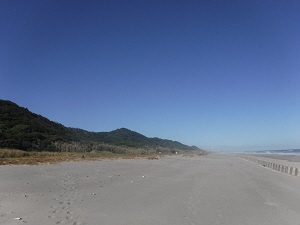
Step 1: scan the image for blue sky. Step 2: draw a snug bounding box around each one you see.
[1,0,300,151]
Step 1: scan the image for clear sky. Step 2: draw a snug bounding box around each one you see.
[1,0,300,151]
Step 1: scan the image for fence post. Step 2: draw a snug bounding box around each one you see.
[285,166,289,174]
[289,167,293,175]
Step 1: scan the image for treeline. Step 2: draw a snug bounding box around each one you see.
[0,100,202,153]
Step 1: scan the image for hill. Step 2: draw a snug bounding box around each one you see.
[0,100,201,153]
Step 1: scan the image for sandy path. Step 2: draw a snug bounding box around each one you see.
[1,154,300,225]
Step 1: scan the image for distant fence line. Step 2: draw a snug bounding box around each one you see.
[243,157,299,177]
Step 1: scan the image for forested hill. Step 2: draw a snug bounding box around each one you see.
[0,100,201,153]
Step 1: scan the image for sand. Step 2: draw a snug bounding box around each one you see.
[251,154,300,164]
[245,154,300,173]
[1,153,300,225]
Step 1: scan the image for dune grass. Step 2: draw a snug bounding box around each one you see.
[0,149,30,158]
[0,149,161,165]
[0,148,206,165]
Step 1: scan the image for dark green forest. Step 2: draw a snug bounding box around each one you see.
[0,100,201,153]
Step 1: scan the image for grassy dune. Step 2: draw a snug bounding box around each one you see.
[0,148,205,165]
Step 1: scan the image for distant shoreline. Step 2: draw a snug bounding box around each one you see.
[249,153,300,163]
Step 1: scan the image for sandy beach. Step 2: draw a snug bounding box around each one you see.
[251,154,300,163]
[244,154,300,174]
[1,153,300,225]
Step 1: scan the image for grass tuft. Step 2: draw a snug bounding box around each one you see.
[0,149,30,158]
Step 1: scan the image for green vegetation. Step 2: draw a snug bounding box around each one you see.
[0,100,203,154]
[0,148,151,165]
[0,149,30,158]
[0,148,206,165]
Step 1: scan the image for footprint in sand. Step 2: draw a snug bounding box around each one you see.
[49,171,82,225]
[66,210,74,215]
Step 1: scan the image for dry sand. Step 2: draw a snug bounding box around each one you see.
[1,153,300,225]
[251,154,300,165]
[256,154,300,163]
[244,154,300,174]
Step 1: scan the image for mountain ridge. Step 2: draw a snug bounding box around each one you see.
[0,99,201,153]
